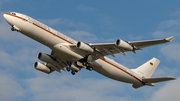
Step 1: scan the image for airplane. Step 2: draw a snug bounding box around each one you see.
[3,12,176,88]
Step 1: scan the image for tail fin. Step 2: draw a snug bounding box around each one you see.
[134,58,160,78]
[132,58,176,88]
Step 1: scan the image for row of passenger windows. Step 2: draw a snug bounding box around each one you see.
[9,12,76,44]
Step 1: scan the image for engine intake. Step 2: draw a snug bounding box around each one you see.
[76,42,94,53]
[115,39,133,50]
[34,62,51,74]
[38,52,54,64]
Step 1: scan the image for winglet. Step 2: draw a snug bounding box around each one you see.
[166,36,175,42]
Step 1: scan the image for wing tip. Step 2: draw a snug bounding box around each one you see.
[168,77,176,80]
[166,36,175,42]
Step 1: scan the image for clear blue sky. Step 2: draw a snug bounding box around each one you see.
[0,0,180,101]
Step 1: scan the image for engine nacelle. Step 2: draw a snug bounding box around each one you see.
[115,39,133,50]
[70,64,81,71]
[76,42,94,53]
[38,52,54,64]
[34,62,51,74]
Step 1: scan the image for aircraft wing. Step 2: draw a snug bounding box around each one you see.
[45,51,69,73]
[68,36,174,62]
[128,36,175,48]
[88,36,174,58]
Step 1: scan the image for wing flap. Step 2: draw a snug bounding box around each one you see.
[47,51,70,73]
[142,77,176,83]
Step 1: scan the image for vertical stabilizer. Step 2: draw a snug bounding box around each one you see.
[134,58,160,78]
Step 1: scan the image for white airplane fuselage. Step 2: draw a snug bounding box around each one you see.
[3,12,145,87]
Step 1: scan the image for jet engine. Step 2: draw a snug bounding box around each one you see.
[34,62,51,74]
[115,39,133,50]
[76,42,94,53]
[37,52,54,64]
[70,63,81,71]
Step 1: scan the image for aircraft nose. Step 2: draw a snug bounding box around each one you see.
[3,13,12,25]
[3,13,8,21]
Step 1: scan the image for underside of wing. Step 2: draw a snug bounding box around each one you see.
[49,51,70,72]
[129,36,175,48]
[87,36,175,61]
[34,52,70,74]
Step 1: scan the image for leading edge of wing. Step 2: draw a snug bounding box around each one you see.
[89,36,175,49]
[129,36,175,48]
[130,36,175,43]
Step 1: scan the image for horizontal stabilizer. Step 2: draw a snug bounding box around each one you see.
[142,77,176,83]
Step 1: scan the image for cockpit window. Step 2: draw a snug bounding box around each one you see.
[11,12,16,15]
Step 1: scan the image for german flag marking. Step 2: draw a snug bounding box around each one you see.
[150,62,153,66]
